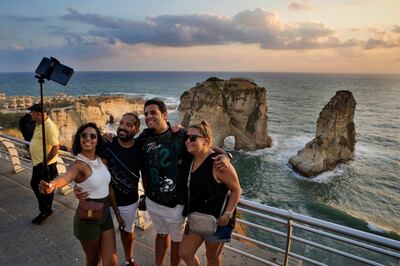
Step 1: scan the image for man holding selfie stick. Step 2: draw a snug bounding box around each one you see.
[29,103,59,225]
[30,57,72,225]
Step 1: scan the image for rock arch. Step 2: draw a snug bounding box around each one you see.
[178,77,272,151]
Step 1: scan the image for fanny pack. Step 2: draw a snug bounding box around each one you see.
[77,200,104,221]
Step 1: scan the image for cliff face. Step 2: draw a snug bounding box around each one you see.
[289,90,356,177]
[50,96,143,148]
[178,78,271,150]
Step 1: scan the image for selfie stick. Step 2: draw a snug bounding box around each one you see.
[35,74,49,181]
[34,57,74,181]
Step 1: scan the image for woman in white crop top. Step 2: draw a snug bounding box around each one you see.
[40,123,123,266]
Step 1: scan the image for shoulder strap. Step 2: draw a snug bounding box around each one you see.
[105,147,140,180]
[187,159,195,214]
[187,158,228,217]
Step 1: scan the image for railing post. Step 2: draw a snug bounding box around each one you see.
[56,157,73,195]
[284,212,294,266]
[0,136,24,173]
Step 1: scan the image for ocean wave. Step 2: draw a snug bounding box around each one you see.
[328,203,400,235]
[367,223,387,233]
[243,134,312,158]
[288,164,346,184]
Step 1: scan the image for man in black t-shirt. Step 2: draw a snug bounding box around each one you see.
[75,112,142,266]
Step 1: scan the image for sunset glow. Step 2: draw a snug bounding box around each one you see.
[1,0,399,73]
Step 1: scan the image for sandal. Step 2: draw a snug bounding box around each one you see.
[125,257,138,266]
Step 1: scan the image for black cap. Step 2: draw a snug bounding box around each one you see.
[28,103,47,112]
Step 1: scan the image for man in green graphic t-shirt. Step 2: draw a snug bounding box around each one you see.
[136,98,230,266]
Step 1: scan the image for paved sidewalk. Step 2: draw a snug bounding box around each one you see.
[0,159,269,266]
[0,161,157,265]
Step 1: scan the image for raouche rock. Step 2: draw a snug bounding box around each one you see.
[50,96,143,148]
[178,77,272,150]
[289,90,356,177]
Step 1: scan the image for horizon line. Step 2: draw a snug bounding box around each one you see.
[0,70,399,76]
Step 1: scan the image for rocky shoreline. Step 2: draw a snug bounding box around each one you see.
[0,93,145,147]
[1,78,357,178]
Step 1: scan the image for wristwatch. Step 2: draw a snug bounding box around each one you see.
[224,152,233,160]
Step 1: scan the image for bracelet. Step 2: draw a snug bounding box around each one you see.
[224,152,233,160]
[223,211,233,219]
[49,181,56,191]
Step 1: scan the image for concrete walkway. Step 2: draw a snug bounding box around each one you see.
[0,159,266,266]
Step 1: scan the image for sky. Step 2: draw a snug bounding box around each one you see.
[0,0,399,74]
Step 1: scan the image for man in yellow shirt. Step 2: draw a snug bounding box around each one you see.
[28,103,59,225]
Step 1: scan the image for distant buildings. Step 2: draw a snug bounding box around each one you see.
[0,93,77,112]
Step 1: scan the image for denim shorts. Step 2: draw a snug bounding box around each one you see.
[203,224,233,243]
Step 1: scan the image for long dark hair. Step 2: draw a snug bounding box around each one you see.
[71,122,104,156]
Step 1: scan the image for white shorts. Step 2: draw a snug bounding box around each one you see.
[117,201,139,233]
[146,197,186,242]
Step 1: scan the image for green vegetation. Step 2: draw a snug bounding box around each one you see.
[206,77,224,82]
[0,112,23,129]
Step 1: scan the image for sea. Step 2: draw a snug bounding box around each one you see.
[1,71,399,264]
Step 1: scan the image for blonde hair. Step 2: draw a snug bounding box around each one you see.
[188,120,213,147]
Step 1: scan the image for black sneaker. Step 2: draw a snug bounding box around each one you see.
[32,210,53,224]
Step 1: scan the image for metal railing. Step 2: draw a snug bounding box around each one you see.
[1,133,399,266]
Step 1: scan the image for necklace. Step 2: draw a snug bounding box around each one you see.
[77,153,101,169]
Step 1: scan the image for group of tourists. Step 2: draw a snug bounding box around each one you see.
[29,97,241,266]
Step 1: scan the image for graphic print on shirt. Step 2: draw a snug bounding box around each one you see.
[145,138,178,205]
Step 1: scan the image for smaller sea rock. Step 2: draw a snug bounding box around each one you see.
[289,90,356,177]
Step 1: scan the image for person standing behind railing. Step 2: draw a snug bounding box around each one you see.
[28,103,59,225]
[18,113,36,143]
[179,121,241,266]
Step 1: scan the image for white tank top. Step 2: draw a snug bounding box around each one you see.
[76,154,111,199]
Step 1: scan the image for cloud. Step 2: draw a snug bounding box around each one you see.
[0,38,117,72]
[289,0,312,11]
[1,6,398,70]
[362,26,400,49]
[1,15,45,23]
[61,7,350,50]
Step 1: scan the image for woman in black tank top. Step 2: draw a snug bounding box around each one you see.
[179,121,241,266]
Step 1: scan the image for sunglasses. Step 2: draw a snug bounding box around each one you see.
[186,135,205,142]
[80,133,97,140]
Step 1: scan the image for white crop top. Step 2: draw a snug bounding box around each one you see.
[76,154,111,199]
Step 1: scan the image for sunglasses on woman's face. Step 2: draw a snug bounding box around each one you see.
[186,135,205,142]
[80,133,97,140]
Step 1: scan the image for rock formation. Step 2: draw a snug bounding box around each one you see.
[178,77,271,150]
[50,95,143,148]
[289,90,356,177]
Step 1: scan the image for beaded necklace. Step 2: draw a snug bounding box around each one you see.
[77,153,101,169]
